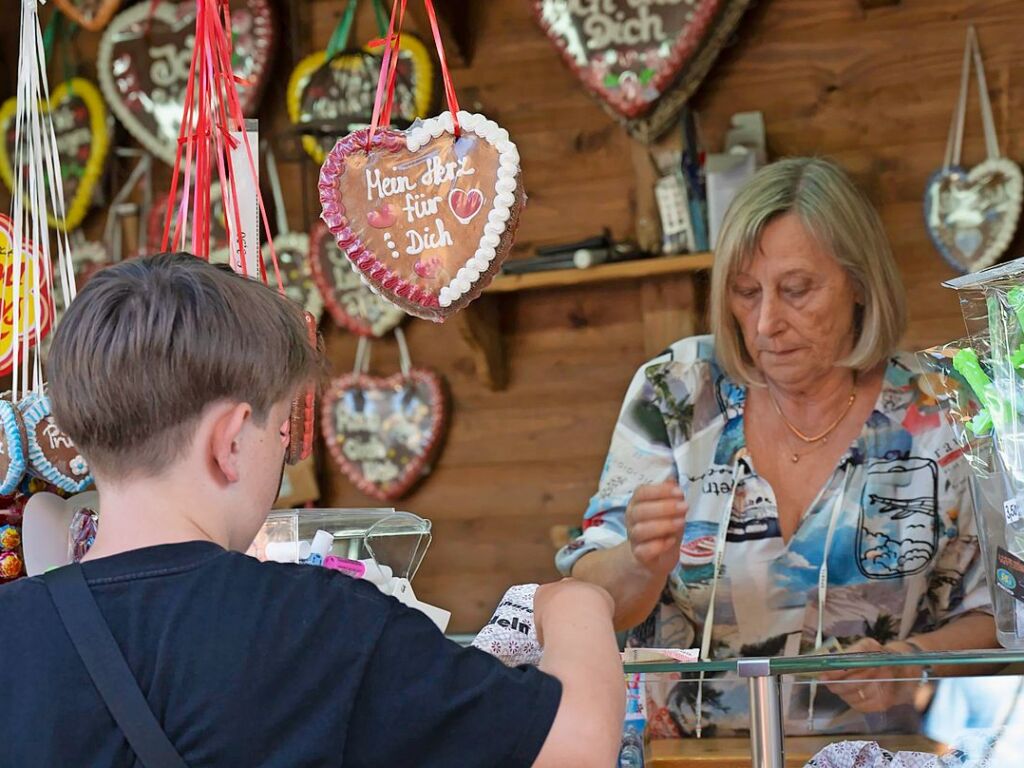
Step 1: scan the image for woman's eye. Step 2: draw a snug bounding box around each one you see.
[734,287,759,299]
[783,285,810,299]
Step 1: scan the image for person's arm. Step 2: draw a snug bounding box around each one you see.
[571,483,686,631]
[530,580,625,768]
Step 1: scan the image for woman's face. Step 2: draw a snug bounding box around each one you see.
[728,213,860,388]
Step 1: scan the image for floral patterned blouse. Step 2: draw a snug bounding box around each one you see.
[556,336,991,737]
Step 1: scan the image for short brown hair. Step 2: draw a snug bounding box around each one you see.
[48,253,321,478]
[709,157,907,386]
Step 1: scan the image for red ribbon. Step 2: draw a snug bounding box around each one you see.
[160,0,285,296]
[423,0,460,136]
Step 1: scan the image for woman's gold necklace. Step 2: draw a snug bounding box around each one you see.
[768,382,857,463]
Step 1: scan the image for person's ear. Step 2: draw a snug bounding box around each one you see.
[210,402,251,484]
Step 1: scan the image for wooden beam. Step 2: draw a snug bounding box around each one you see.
[454,295,508,390]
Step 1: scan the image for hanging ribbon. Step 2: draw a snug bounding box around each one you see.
[422,0,460,136]
[6,0,78,399]
[325,0,359,61]
[159,0,285,296]
[366,0,408,150]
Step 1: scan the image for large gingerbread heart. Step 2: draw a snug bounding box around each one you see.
[54,0,123,32]
[0,78,110,232]
[322,368,447,501]
[318,112,524,322]
[924,159,1024,273]
[98,0,275,166]
[0,214,54,377]
[309,222,404,338]
[267,233,323,320]
[532,0,752,142]
[288,35,434,166]
[148,182,231,262]
[19,393,93,495]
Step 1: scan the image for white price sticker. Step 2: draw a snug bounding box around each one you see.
[1005,499,1021,525]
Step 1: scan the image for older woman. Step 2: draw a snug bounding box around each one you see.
[557,158,996,736]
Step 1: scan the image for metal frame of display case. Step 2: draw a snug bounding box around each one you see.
[623,649,1024,768]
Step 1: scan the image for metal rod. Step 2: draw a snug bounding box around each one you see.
[740,659,784,768]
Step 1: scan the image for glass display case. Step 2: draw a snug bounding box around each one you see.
[622,650,1024,767]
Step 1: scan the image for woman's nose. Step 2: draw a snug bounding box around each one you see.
[756,294,785,337]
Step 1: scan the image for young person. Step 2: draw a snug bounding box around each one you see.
[3,253,624,767]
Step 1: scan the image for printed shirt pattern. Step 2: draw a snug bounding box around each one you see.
[556,336,991,737]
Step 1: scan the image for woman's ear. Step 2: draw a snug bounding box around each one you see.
[210,402,251,484]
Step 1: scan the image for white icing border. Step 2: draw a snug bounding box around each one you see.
[405,111,521,309]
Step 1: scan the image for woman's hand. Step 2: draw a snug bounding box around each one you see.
[820,638,921,713]
[625,482,688,578]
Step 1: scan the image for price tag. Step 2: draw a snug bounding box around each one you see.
[1005,499,1021,525]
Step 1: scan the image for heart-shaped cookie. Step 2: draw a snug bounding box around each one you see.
[54,0,123,32]
[148,182,232,262]
[19,393,93,495]
[322,368,447,501]
[267,232,323,320]
[23,491,100,576]
[318,112,524,322]
[288,35,434,166]
[0,78,110,231]
[98,0,276,167]
[0,214,54,377]
[0,400,28,497]
[924,159,1024,273]
[532,0,752,142]
[309,222,405,338]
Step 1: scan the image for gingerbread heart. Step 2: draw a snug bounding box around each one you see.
[19,393,93,495]
[0,400,28,497]
[148,182,232,262]
[0,214,54,377]
[322,368,447,501]
[318,112,524,322]
[98,0,276,167]
[924,159,1024,273]
[0,78,110,231]
[266,232,323,320]
[309,223,405,338]
[288,35,434,166]
[54,0,123,32]
[532,0,752,142]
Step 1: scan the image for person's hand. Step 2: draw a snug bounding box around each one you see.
[625,482,687,577]
[534,578,615,646]
[820,638,921,713]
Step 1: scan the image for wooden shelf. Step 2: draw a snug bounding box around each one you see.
[456,253,713,391]
[485,252,714,294]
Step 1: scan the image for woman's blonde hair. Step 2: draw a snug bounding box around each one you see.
[709,157,907,386]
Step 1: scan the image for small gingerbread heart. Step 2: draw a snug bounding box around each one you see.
[0,78,110,231]
[0,214,55,377]
[287,35,434,166]
[0,399,28,497]
[19,393,93,495]
[321,368,447,501]
[318,112,524,322]
[309,222,405,338]
[268,232,323,320]
[99,0,276,166]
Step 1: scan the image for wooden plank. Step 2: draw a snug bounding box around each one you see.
[486,254,714,293]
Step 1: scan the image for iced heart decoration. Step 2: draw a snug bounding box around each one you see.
[322,368,447,501]
[18,393,93,495]
[268,233,323,321]
[0,400,28,497]
[318,111,524,322]
[54,0,123,32]
[0,215,54,377]
[924,159,1023,273]
[98,0,275,166]
[309,223,404,338]
[0,78,110,231]
[532,0,752,142]
[287,35,434,166]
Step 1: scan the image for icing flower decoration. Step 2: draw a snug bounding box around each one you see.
[70,456,89,476]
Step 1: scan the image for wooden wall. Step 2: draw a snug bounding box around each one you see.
[5,1,1024,632]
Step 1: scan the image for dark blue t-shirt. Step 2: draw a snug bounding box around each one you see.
[3,541,561,767]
